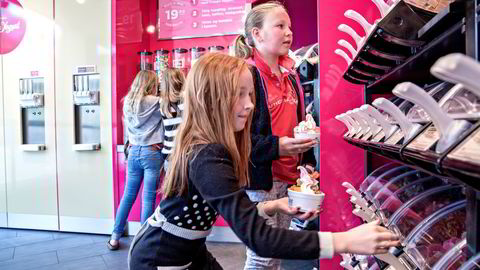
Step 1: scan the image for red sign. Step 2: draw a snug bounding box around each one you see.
[157,0,246,40]
[0,0,26,54]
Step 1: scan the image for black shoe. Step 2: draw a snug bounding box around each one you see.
[107,240,119,250]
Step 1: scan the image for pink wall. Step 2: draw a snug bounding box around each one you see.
[112,0,319,224]
[317,0,382,268]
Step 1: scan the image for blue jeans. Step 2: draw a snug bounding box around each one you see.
[111,145,164,240]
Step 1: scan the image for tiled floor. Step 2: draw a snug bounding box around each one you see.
[0,228,246,270]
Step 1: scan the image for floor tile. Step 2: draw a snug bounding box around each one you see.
[0,248,14,262]
[0,251,57,270]
[57,241,114,262]
[14,236,94,257]
[31,255,107,270]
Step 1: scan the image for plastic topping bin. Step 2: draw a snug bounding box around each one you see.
[458,252,480,270]
[403,200,466,269]
[208,45,225,53]
[432,238,467,270]
[387,185,465,240]
[370,170,430,207]
[172,48,189,71]
[138,50,153,71]
[363,166,415,201]
[377,176,445,224]
[438,84,480,120]
[358,162,400,193]
[190,47,206,67]
[154,49,169,71]
[406,82,454,123]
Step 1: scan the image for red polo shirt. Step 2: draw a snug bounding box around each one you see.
[251,48,301,184]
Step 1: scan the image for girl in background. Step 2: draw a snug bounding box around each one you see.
[235,2,317,268]
[128,53,399,270]
[159,68,185,170]
[108,70,165,250]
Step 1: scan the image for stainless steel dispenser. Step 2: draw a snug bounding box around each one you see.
[72,65,100,151]
[19,77,46,151]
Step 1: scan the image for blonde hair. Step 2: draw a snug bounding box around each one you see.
[160,68,185,118]
[234,1,286,59]
[162,53,254,197]
[124,70,158,114]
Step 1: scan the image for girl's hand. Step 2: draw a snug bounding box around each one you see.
[332,220,400,255]
[265,197,321,220]
[279,137,316,156]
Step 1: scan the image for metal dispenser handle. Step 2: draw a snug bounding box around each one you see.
[338,24,363,49]
[336,114,354,135]
[431,53,480,97]
[392,82,453,137]
[393,82,472,153]
[344,10,373,35]
[347,110,368,132]
[335,49,352,65]
[353,207,372,222]
[337,39,357,59]
[343,113,361,133]
[361,104,398,139]
[371,0,391,17]
[353,108,380,135]
[372,98,415,140]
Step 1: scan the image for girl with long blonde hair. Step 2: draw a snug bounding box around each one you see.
[158,68,186,168]
[108,70,166,251]
[128,53,399,270]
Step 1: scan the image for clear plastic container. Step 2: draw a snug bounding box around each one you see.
[406,82,454,123]
[438,84,480,120]
[432,238,467,270]
[228,45,235,56]
[363,166,415,201]
[377,176,445,224]
[172,48,189,71]
[358,163,399,193]
[154,49,169,71]
[370,170,430,208]
[138,50,153,71]
[458,252,480,270]
[388,185,464,239]
[403,200,466,269]
[190,47,206,67]
[208,45,225,53]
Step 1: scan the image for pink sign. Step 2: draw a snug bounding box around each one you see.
[157,0,246,40]
[0,0,26,55]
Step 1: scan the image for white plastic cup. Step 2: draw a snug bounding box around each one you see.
[288,189,325,212]
[294,131,320,143]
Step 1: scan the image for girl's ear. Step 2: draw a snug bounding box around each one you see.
[251,27,262,44]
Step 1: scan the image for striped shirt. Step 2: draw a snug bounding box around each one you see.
[161,102,184,155]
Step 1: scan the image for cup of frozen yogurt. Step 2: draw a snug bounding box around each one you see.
[288,165,324,212]
[294,114,320,143]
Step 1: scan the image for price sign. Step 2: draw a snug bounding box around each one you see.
[158,0,247,39]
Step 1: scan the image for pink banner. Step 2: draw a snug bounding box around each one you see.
[157,0,246,40]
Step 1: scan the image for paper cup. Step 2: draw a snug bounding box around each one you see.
[288,188,325,212]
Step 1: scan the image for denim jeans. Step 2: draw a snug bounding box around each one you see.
[111,145,164,240]
[244,181,291,270]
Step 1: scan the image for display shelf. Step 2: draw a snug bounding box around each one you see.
[366,20,465,95]
[344,122,480,191]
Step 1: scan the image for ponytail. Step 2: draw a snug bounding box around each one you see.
[234,34,253,59]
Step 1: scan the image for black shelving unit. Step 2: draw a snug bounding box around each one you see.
[355,0,480,260]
